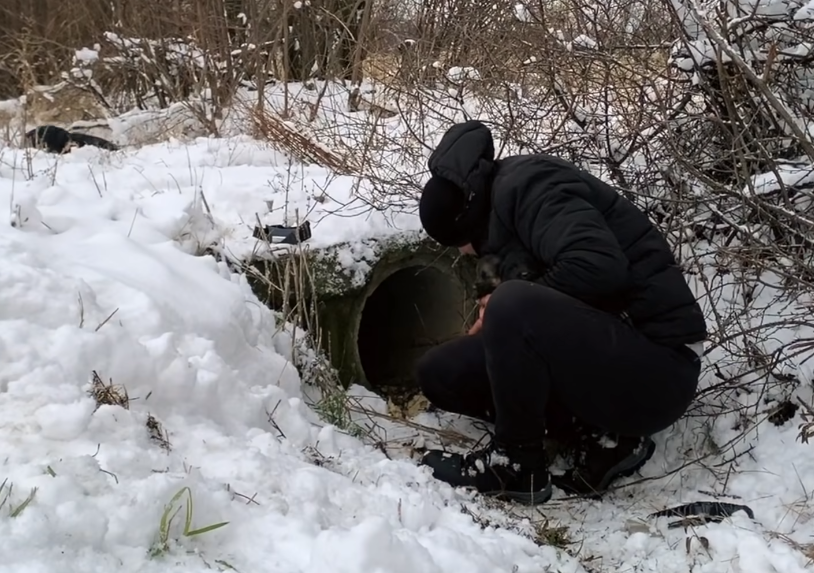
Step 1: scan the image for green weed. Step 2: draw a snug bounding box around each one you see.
[313,389,365,438]
[149,486,230,557]
[0,479,38,518]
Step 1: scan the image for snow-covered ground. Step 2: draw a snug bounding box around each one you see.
[2,123,814,572]
[0,140,578,573]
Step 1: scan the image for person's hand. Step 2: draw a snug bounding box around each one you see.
[467,294,491,335]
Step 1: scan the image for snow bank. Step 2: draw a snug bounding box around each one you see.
[2,136,423,271]
[3,92,814,573]
[0,141,577,571]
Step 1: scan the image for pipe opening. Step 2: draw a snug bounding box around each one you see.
[357,265,468,403]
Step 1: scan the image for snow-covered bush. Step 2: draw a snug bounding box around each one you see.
[62,33,238,134]
[662,1,814,283]
[669,0,814,176]
[276,0,814,417]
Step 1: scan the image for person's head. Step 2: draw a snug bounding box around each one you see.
[418,175,480,255]
[419,120,496,255]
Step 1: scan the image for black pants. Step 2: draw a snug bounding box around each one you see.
[415,280,701,445]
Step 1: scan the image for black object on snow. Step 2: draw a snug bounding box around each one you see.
[69,131,120,151]
[253,220,312,245]
[25,125,120,154]
[649,501,755,529]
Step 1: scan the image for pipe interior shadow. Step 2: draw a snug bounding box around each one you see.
[357,265,468,395]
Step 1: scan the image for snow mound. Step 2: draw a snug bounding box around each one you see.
[3,122,814,573]
[0,139,576,571]
[1,137,422,271]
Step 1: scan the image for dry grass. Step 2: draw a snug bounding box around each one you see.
[88,370,130,410]
[768,531,814,567]
[461,496,574,550]
[248,107,358,174]
[0,0,373,109]
[146,414,172,452]
[87,371,172,452]
[385,390,430,419]
[362,53,403,85]
[797,397,814,444]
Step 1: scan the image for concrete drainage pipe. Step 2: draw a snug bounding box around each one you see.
[249,237,478,402]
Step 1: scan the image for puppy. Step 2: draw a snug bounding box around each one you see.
[474,254,502,299]
[474,252,542,299]
[69,131,120,151]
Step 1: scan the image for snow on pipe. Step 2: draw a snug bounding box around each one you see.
[248,237,478,397]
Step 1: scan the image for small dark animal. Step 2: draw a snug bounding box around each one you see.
[474,254,502,299]
[69,131,120,151]
[25,125,120,154]
[474,252,542,299]
[25,125,72,153]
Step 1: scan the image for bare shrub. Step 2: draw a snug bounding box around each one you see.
[0,0,110,98]
[2,0,811,450]
[651,2,814,422]
[252,0,814,433]
[0,0,377,104]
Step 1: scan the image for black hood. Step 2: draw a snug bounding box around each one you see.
[426,120,496,249]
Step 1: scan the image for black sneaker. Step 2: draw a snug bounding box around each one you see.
[552,433,656,496]
[420,441,552,505]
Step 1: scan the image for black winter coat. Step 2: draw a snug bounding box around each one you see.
[427,120,707,347]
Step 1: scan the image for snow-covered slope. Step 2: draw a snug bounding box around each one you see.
[1,135,813,573]
[0,142,575,572]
